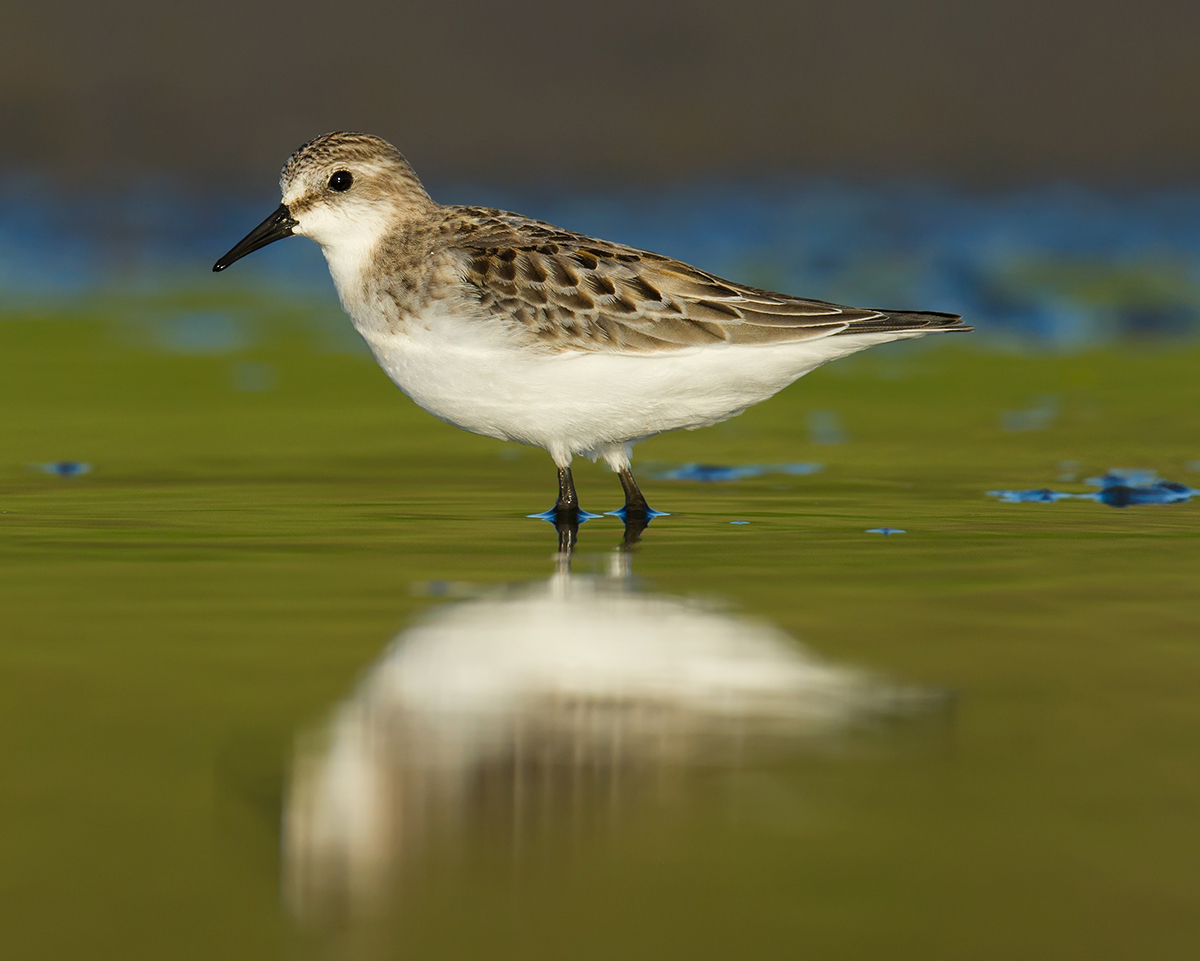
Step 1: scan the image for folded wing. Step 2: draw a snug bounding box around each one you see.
[454,210,967,353]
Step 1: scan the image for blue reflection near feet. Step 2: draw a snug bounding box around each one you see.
[527,508,605,523]
[605,506,671,521]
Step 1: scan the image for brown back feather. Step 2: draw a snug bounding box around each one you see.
[449,208,965,352]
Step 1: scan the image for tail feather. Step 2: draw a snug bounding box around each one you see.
[840,309,969,335]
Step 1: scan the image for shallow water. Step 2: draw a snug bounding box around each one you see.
[3,317,1200,959]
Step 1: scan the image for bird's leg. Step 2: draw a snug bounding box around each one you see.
[554,465,580,516]
[531,464,587,555]
[616,466,656,550]
[552,466,580,555]
[617,466,652,517]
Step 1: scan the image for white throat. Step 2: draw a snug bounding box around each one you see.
[291,201,395,304]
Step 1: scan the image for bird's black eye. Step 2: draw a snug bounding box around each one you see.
[328,170,353,192]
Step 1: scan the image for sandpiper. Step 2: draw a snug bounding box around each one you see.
[214,132,967,532]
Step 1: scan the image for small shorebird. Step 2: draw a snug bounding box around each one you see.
[214,132,967,533]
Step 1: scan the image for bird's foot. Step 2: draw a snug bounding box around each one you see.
[605,504,669,550]
[527,506,604,524]
[528,505,603,555]
[605,505,670,522]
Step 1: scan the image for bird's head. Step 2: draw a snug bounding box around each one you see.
[213,131,432,273]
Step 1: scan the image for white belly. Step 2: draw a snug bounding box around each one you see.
[356,314,921,461]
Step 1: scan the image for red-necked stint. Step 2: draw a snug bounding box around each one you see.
[215,132,968,529]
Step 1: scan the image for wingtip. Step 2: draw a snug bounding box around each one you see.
[841,308,970,335]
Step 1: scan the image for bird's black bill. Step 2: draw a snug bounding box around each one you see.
[212,204,298,272]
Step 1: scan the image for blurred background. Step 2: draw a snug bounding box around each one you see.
[4,0,1200,343]
[5,4,1200,961]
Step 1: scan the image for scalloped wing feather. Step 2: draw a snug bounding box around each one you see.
[449,210,963,353]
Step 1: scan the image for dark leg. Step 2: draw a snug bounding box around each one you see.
[616,466,657,549]
[617,466,652,517]
[555,466,580,516]
[552,466,580,554]
[531,464,596,553]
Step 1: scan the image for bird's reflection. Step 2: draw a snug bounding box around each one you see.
[284,549,934,922]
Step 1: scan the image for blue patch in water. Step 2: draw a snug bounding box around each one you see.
[866,528,906,535]
[658,464,760,482]
[988,488,1076,503]
[35,461,91,477]
[1084,469,1159,488]
[989,469,1200,508]
[1083,482,1199,507]
[655,462,823,482]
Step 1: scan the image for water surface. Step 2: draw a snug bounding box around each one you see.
[2,317,1199,959]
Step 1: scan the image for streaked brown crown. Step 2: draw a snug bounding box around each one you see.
[280,131,430,203]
